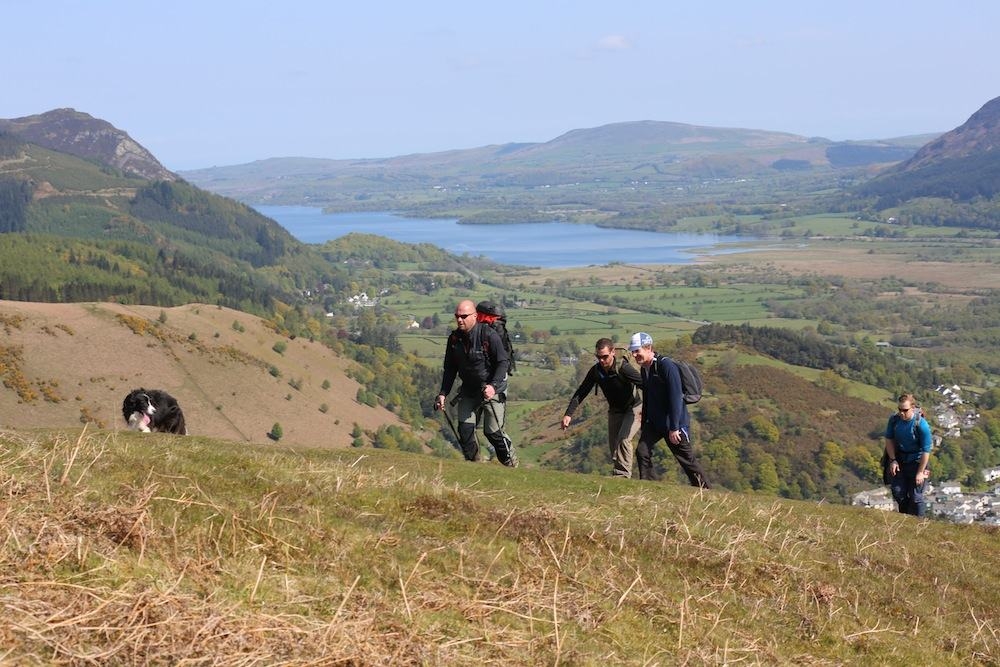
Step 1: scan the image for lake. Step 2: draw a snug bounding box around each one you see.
[255,205,756,268]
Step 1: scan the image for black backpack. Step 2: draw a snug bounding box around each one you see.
[476,300,516,374]
[654,355,703,404]
[595,352,641,406]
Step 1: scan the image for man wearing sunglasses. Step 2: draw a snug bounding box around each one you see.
[434,300,517,467]
[561,338,643,478]
[884,393,933,516]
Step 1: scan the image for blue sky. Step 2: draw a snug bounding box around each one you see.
[6,1,998,170]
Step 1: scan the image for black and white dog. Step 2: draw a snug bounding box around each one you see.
[122,388,188,435]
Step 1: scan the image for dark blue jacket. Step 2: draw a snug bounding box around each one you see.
[641,355,689,434]
[439,322,509,398]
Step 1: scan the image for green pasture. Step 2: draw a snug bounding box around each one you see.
[670,212,878,237]
[392,279,822,363]
[398,331,444,362]
[378,290,450,321]
[673,211,1000,245]
[589,282,804,323]
[776,213,880,236]
[673,213,760,231]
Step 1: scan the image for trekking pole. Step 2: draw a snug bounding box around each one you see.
[435,401,461,443]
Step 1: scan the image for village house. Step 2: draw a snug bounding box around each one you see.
[346,292,378,308]
[854,475,1000,525]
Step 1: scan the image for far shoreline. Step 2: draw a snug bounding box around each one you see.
[255,205,761,269]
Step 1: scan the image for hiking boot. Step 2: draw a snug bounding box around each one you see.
[504,451,519,468]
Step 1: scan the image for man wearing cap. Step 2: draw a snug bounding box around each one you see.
[629,332,710,488]
[561,338,643,478]
[434,299,518,467]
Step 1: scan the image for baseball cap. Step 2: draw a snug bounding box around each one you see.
[628,332,652,351]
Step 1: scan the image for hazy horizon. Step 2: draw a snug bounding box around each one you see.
[5,1,998,171]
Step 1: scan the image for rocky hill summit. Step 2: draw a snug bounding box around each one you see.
[859,95,1000,204]
[901,95,1000,170]
[0,108,176,181]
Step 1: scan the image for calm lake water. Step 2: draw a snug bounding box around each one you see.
[255,205,756,268]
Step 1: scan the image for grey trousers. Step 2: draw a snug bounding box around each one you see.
[454,394,516,466]
[607,404,641,477]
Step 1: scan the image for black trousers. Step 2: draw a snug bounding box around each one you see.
[635,427,710,488]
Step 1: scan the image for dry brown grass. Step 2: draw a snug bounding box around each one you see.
[0,429,429,665]
[0,300,399,450]
[512,241,1000,292]
[700,243,1000,290]
[2,427,997,666]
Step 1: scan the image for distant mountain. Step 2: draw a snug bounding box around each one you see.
[182,120,926,206]
[0,108,176,181]
[858,96,1000,205]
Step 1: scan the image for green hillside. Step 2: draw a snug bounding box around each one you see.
[2,427,996,665]
[0,139,333,312]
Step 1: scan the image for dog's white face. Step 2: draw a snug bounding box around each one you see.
[124,392,155,432]
[127,411,152,432]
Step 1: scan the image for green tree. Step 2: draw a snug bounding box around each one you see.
[844,444,881,483]
[748,415,780,444]
[753,455,781,494]
[818,441,845,482]
[815,369,847,394]
[703,434,745,491]
[933,438,967,483]
[350,423,366,448]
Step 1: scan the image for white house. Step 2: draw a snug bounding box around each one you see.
[937,481,963,496]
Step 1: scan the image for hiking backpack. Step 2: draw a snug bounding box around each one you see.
[476,300,516,374]
[654,355,703,404]
[594,351,641,405]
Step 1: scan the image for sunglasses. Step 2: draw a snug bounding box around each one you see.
[454,313,474,320]
[595,353,613,360]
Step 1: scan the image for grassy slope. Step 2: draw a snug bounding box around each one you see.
[1,428,996,665]
[0,300,399,447]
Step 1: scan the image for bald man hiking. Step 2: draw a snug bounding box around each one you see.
[434,299,518,467]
